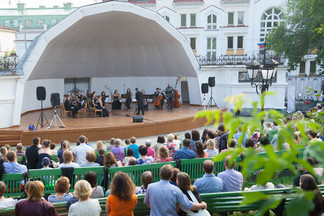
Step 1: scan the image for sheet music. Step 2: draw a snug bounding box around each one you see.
[105,98,109,103]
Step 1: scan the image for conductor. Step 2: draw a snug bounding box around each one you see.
[135,88,144,115]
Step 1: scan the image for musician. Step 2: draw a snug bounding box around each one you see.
[86,90,92,101]
[165,83,174,111]
[95,96,109,117]
[142,90,148,111]
[76,91,84,109]
[101,91,107,107]
[126,88,132,110]
[154,88,165,110]
[64,95,79,118]
[90,91,97,108]
[135,88,144,115]
[112,90,122,110]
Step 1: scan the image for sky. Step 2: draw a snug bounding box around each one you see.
[0,0,101,8]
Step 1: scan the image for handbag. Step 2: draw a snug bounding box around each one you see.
[180,190,211,216]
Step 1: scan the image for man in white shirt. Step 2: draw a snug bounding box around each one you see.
[74,135,93,165]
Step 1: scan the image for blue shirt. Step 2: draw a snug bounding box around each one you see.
[173,147,196,160]
[193,174,223,193]
[144,180,194,216]
[3,162,27,174]
[233,132,248,147]
[217,169,243,192]
[128,144,140,159]
[48,193,73,203]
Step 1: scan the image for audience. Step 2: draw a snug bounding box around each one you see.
[190,130,201,151]
[144,164,207,215]
[173,139,196,160]
[244,170,275,191]
[220,139,236,153]
[170,168,180,186]
[68,180,102,216]
[193,160,223,193]
[26,137,40,169]
[106,138,115,151]
[217,156,243,192]
[4,144,10,151]
[15,181,57,216]
[154,136,165,157]
[85,171,104,199]
[0,181,17,209]
[50,143,57,155]
[128,137,140,159]
[106,172,137,216]
[204,139,218,157]
[36,139,53,169]
[122,148,136,166]
[104,152,119,168]
[145,140,155,157]
[0,147,8,162]
[95,141,104,152]
[216,124,229,153]
[124,139,130,150]
[111,138,125,162]
[293,157,320,187]
[58,150,80,168]
[48,177,73,203]
[165,134,178,158]
[41,157,51,169]
[3,151,27,174]
[95,149,105,166]
[135,171,154,195]
[195,142,209,158]
[136,145,154,165]
[57,140,70,164]
[155,146,173,162]
[16,143,25,157]
[81,150,100,167]
[233,126,248,147]
[74,135,93,166]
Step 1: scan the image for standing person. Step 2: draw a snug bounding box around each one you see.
[165,83,174,111]
[26,137,40,169]
[144,164,207,216]
[112,90,122,110]
[73,135,93,166]
[125,88,132,110]
[15,181,58,216]
[105,172,137,216]
[135,88,144,115]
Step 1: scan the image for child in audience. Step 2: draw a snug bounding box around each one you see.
[136,145,154,165]
[95,149,105,166]
[16,143,25,157]
[124,139,130,150]
[145,140,155,157]
[48,177,73,203]
[155,146,173,162]
[0,181,17,209]
[204,139,218,157]
[122,148,136,166]
[95,141,104,152]
[41,157,52,169]
[135,171,154,195]
[128,158,137,166]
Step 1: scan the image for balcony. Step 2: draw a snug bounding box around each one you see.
[0,56,18,73]
[174,0,203,4]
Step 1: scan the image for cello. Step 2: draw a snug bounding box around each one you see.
[172,79,181,108]
[154,89,165,107]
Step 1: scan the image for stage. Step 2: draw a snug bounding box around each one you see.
[14,104,215,145]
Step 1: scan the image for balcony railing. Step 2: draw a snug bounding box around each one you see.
[197,54,283,66]
[0,57,18,73]
[174,0,203,3]
[127,0,156,4]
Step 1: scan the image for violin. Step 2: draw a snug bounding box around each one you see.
[172,79,181,108]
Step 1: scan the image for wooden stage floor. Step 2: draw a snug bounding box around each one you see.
[19,105,210,144]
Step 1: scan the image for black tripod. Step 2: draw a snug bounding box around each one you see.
[207,86,218,109]
[36,100,50,130]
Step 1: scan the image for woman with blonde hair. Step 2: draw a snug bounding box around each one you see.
[68,180,101,216]
[15,181,57,216]
[57,140,70,164]
[106,172,137,216]
[58,150,80,168]
[95,141,104,152]
[156,146,173,162]
[204,139,218,157]
[0,147,8,162]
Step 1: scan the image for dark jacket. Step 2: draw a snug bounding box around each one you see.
[26,145,40,169]
[135,91,143,105]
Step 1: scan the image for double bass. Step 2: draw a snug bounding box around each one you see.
[172,79,181,108]
[154,90,165,107]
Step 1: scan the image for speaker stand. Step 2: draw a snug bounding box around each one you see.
[201,93,208,109]
[36,100,51,130]
[50,107,65,128]
[207,87,218,109]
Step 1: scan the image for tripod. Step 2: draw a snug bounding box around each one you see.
[207,86,218,109]
[201,93,208,109]
[50,106,65,128]
[36,100,51,130]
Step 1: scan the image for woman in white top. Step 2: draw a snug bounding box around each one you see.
[0,181,17,209]
[68,180,101,216]
[58,150,80,168]
[204,139,218,157]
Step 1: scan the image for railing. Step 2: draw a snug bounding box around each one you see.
[197,53,283,66]
[174,0,203,3]
[127,0,156,4]
[0,57,18,72]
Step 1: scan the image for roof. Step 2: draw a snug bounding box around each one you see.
[0,25,18,32]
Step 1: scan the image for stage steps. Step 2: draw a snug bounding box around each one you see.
[0,130,23,146]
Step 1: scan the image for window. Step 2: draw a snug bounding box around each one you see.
[190,14,196,27]
[228,12,234,25]
[38,18,43,27]
[207,37,216,59]
[5,20,10,27]
[51,19,57,26]
[299,61,305,74]
[238,11,244,25]
[163,15,170,23]
[26,19,31,27]
[237,36,243,49]
[13,20,19,28]
[190,38,196,50]
[260,8,284,42]
[227,36,233,49]
[181,14,186,27]
[207,14,217,30]
[310,61,316,74]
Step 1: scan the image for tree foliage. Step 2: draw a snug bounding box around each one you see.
[267,0,324,72]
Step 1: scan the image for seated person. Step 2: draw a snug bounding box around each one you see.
[155,146,173,163]
[135,171,154,195]
[0,181,17,209]
[48,177,73,203]
[145,140,155,157]
[136,145,154,165]
[170,168,180,186]
[94,96,109,117]
[122,149,136,166]
[244,170,275,191]
[111,139,125,162]
[95,149,105,166]
[58,150,80,168]
[293,157,320,187]
[81,151,100,167]
[16,143,26,165]
[195,142,209,158]
[204,139,218,157]
[85,171,104,199]
[64,94,79,118]
[217,156,243,192]
[173,139,196,160]
[193,160,223,193]
[3,151,27,174]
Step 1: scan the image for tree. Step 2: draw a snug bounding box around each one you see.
[267,0,324,72]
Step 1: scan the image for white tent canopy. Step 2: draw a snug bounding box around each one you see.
[21,2,200,80]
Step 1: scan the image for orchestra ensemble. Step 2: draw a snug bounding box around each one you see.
[63,81,181,118]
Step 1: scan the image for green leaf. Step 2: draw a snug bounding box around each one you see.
[285,197,314,216]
